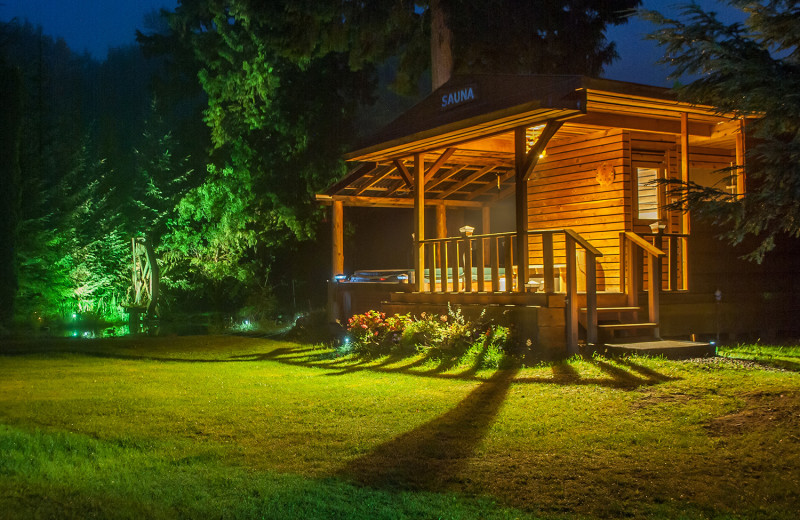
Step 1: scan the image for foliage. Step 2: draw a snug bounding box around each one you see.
[444,0,642,79]
[144,1,378,294]
[644,0,800,262]
[345,310,414,356]
[345,306,513,367]
[0,58,23,328]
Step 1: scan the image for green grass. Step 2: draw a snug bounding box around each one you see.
[1,335,799,519]
[719,342,800,371]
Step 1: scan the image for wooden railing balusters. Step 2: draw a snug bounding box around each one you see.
[418,229,604,350]
[464,238,473,293]
[542,232,555,294]
[428,242,438,292]
[490,237,500,292]
[504,236,514,293]
[451,240,460,293]
[477,237,486,292]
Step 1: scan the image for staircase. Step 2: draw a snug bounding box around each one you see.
[581,305,658,342]
[575,231,714,359]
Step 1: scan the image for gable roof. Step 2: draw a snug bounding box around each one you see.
[345,74,677,162]
[319,74,739,208]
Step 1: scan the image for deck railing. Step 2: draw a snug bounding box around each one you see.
[620,232,666,336]
[418,229,603,350]
[641,232,689,291]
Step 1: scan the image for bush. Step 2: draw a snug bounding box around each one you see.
[344,306,513,368]
[346,310,413,356]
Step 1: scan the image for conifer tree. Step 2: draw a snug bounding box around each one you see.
[644,0,800,261]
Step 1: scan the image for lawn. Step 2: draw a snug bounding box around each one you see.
[0,335,798,519]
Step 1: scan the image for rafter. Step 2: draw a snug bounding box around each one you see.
[423,148,456,184]
[436,165,496,199]
[426,164,467,192]
[325,161,377,195]
[467,170,515,200]
[353,165,395,196]
[521,120,563,181]
[393,159,413,187]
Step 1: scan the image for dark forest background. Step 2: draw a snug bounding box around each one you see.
[0,0,644,333]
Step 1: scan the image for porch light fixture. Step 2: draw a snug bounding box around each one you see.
[649,222,666,233]
[459,225,474,237]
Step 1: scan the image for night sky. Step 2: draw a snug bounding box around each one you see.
[0,0,178,60]
[0,0,743,85]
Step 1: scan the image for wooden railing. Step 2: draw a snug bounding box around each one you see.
[620,232,666,336]
[640,232,689,291]
[418,229,603,352]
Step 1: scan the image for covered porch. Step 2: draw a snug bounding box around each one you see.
[318,75,746,356]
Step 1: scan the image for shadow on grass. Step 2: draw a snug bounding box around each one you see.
[3,338,680,390]
[338,367,520,492]
[256,346,680,390]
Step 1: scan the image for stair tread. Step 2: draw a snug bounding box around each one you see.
[580,306,641,312]
[597,322,658,329]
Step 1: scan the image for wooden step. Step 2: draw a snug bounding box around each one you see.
[601,339,715,360]
[580,306,640,313]
[597,322,657,330]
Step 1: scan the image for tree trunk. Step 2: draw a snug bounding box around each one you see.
[430,0,453,91]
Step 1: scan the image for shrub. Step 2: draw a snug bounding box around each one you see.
[345,306,514,369]
[346,310,413,356]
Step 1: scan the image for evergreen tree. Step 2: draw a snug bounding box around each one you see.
[644,0,800,261]
[0,55,23,329]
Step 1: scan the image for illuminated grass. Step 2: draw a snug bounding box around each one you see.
[1,336,799,519]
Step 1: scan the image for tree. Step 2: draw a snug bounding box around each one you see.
[0,57,23,329]
[141,0,641,307]
[644,0,800,261]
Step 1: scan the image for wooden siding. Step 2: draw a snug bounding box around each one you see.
[527,129,629,291]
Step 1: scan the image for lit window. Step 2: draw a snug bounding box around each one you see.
[637,167,659,220]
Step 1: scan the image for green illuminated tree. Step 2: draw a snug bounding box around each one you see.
[644,0,800,261]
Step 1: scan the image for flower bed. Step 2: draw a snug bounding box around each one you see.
[344,306,512,368]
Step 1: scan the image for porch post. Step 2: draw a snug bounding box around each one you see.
[331,200,344,277]
[514,127,529,292]
[436,203,447,238]
[735,119,746,197]
[680,113,690,235]
[680,112,691,291]
[414,154,425,292]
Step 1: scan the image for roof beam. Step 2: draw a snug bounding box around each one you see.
[573,111,715,137]
[437,164,496,199]
[393,159,413,187]
[468,170,515,200]
[325,162,378,195]
[426,164,467,192]
[522,120,563,181]
[423,147,456,184]
[353,164,395,195]
[315,194,482,209]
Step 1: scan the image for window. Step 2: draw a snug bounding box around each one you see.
[636,167,659,221]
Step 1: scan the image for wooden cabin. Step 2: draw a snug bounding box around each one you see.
[317,75,800,357]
